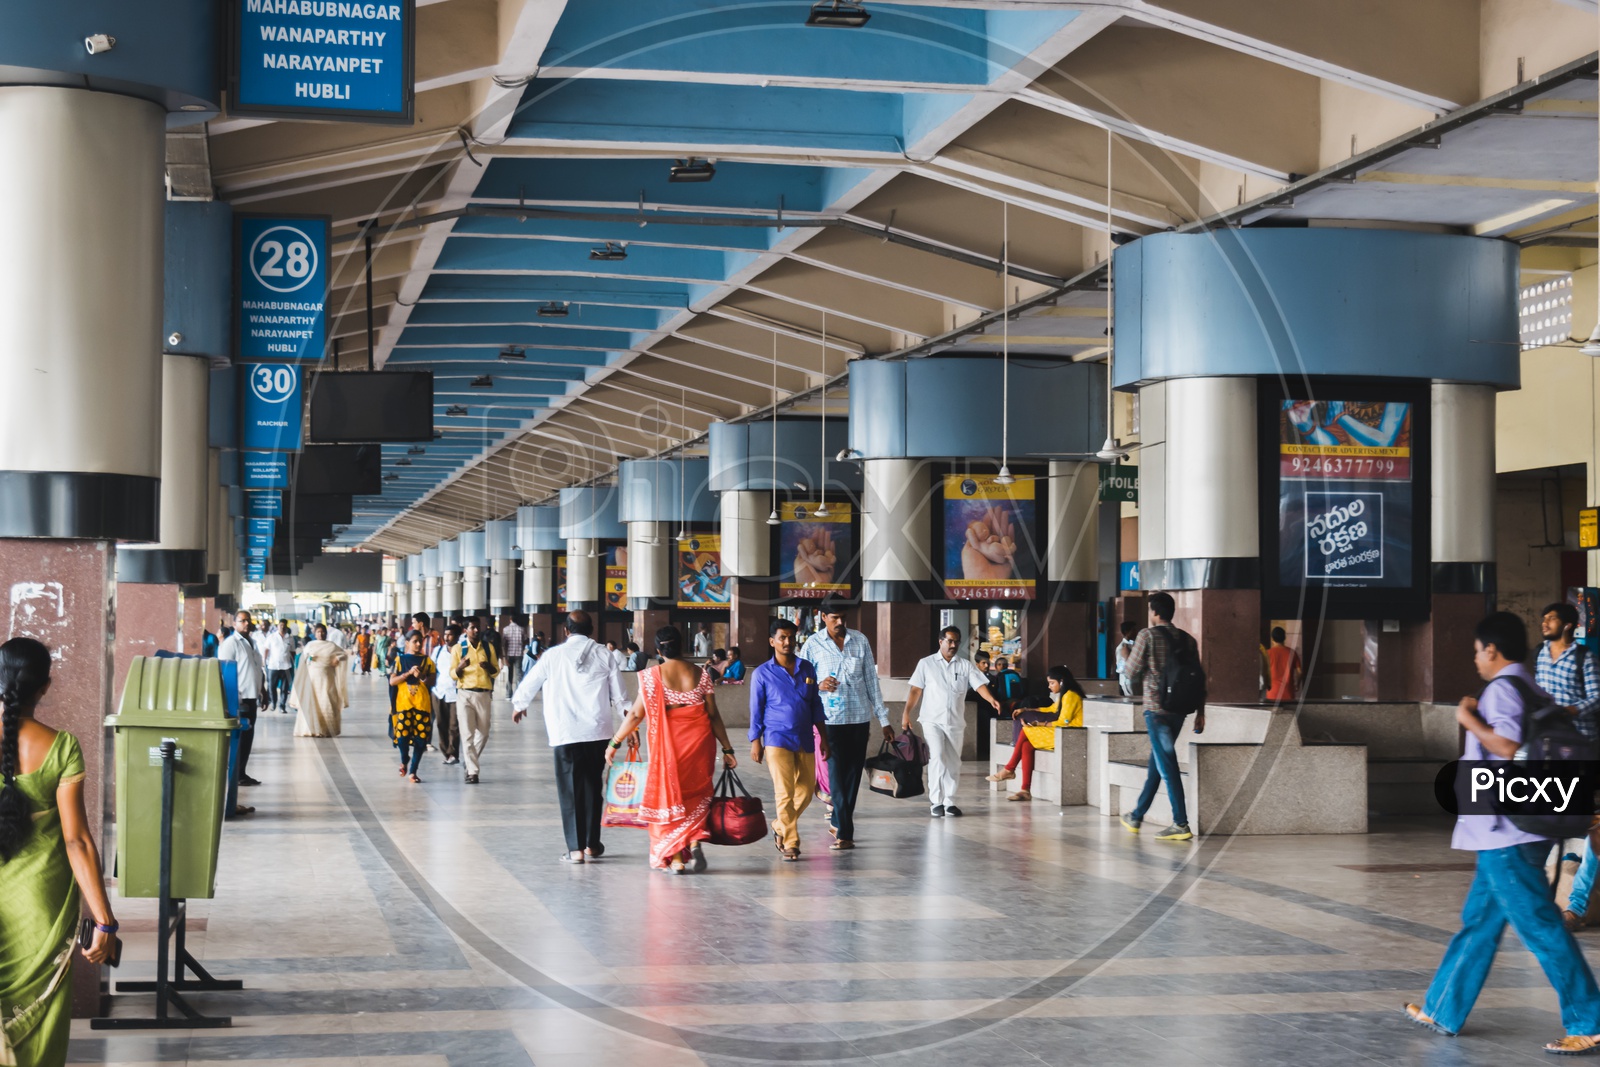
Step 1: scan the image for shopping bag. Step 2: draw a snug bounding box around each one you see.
[865,741,924,799]
[602,737,650,828]
[891,727,929,766]
[706,767,768,845]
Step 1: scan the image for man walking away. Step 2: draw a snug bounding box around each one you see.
[501,613,527,696]
[264,619,295,712]
[218,610,268,788]
[799,599,893,845]
[432,623,462,765]
[511,611,624,863]
[1264,626,1303,704]
[1120,591,1205,841]
[1406,611,1600,1055]
[452,617,500,784]
[750,619,830,857]
[903,626,1002,817]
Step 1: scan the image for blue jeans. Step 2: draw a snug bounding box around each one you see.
[1424,842,1600,1035]
[1131,710,1188,827]
[397,737,424,776]
[1572,840,1599,917]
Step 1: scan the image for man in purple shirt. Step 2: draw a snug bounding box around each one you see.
[750,618,830,861]
[1406,611,1600,1054]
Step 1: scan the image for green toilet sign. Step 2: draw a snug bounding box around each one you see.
[1099,464,1139,503]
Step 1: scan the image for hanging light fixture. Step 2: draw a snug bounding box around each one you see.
[995,202,1014,486]
[816,310,831,516]
[768,332,781,525]
[647,411,661,547]
[676,387,689,542]
[1097,126,1129,463]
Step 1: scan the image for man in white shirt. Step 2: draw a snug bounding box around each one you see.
[902,626,1002,817]
[693,628,711,659]
[431,623,462,765]
[263,620,295,712]
[511,611,625,864]
[218,610,269,788]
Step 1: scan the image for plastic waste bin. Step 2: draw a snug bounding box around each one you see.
[108,656,237,899]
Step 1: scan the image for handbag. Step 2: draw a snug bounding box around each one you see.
[602,737,650,829]
[865,740,925,800]
[891,727,929,766]
[706,767,768,846]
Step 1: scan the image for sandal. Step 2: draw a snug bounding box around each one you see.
[1402,1004,1456,1037]
[409,774,422,784]
[1545,1035,1600,1055]
[1566,910,1588,933]
[987,769,1015,783]
[399,764,408,776]
[830,839,853,851]
[782,847,800,861]
[1007,790,1031,802]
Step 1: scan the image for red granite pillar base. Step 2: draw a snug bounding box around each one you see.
[0,539,115,1015]
[527,612,556,649]
[632,609,671,649]
[1023,600,1096,681]
[180,593,207,655]
[1171,589,1262,705]
[872,602,933,678]
[1361,593,1487,703]
[113,584,181,704]
[729,579,774,665]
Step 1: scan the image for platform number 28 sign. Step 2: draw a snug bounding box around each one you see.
[248,224,319,294]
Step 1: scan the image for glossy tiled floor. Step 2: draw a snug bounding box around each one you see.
[72,675,1588,1065]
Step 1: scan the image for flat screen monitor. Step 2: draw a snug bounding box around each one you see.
[308,371,433,443]
[291,445,382,496]
[279,495,353,525]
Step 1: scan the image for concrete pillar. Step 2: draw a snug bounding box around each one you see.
[862,459,930,599]
[523,550,555,608]
[719,492,771,577]
[120,353,211,584]
[462,568,485,614]
[425,577,442,615]
[487,518,517,610]
[1030,460,1101,679]
[566,539,600,606]
[627,521,671,600]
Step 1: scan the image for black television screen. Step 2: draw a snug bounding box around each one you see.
[308,371,433,443]
[280,495,352,525]
[291,445,382,496]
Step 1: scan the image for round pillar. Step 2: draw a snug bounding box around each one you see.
[424,577,442,615]
[119,354,211,583]
[862,459,930,599]
[718,492,770,577]
[1432,382,1495,575]
[486,519,517,609]
[523,550,555,608]
[0,87,166,539]
[1047,461,1099,584]
[566,540,600,604]
[463,567,486,614]
[442,572,463,614]
[627,521,670,600]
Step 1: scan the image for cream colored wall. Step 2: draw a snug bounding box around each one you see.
[1479,0,1598,97]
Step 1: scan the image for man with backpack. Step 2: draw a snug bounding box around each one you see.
[1406,611,1600,1055]
[1119,592,1205,841]
[1536,602,1600,740]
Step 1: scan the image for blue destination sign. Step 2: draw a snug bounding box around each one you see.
[248,533,274,550]
[233,0,414,122]
[240,363,304,451]
[242,454,290,490]
[245,565,267,580]
[246,491,283,518]
[248,518,276,537]
[237,217,328,363]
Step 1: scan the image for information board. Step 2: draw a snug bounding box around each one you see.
[778,502,851,599]
[248,518,276,537]
[241,454,290,490]
[232,0,415,123]
[677,535,730,608]
[246,492,284,519]
[1276,400,1413,590]
[237,216,329,363]
[942,474,1036,601]
[240,363,304,452]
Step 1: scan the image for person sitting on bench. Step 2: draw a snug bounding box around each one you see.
[986,665,1084,801]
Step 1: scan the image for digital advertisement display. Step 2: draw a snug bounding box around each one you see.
[942,474,1036,601]
[677,535,730,609]
[1277,400,1413,589]
[778,502,851,599]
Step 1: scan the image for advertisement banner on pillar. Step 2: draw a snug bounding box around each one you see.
[556,555,567,612]
[230,0,415,124]
[677,535,730,609]
[941,475,1037,601]
[778,502,852,600]
[241,454,290,489]
[605,547,628,612]
[1277,400,1413,589]
[236,215,329,363]
[246,491,283,518]
[240,363,305,451]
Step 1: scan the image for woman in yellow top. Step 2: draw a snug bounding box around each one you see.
[986,665,1084,802]
[389,631,436,783]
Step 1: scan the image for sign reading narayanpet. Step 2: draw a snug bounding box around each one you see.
[237,216,328,363]
[232,0,415,122]
[1277,400,1413,590]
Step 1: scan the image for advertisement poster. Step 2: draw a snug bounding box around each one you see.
[605,545,628,611]
[778,502,851,599]
[942,474,1037,600]
[555,554,567,611]
[677,535,730,608]
[1278,400,1412,588]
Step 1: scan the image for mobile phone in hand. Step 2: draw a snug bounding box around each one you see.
[78,919,122,968]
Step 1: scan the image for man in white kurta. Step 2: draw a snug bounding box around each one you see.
[902,626,1002,817]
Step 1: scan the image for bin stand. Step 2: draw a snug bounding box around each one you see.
[91,742,238,1030]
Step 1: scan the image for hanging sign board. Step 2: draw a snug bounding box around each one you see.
[236,216,329,364]
[246,492,283,519]
[941,475,1037,601]
[1099,464,1138,503]
[248,518,276,537]
[241,454,290,490]
[240,363,304,452]
[230,0,415,123]
[778,503,852,599]
[1582,508,1598,550]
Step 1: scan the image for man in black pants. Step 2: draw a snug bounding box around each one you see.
[509,611,626,864]
[798,599,893,847]
[217,609,268,797]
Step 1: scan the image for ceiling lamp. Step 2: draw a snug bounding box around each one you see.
[767,508,781,526]
[470,375,494,388]
[407,446,426,455]
[499,346,526,360]
[807,1,870,27]
[669,158,716,183]
[537,302,570,318]
[445,404,468,416]
[382,473,399,482]
[589,242,628,261]
[395,457,412,466]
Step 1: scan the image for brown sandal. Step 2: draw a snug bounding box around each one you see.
[782,847,800,861]
[1545,1034,1600,1055]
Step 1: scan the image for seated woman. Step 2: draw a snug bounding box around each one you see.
[985,664,1084,801]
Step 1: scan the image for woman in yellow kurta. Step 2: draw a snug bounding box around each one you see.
[985,665,1084,802]
[0,637,119,1067]
[389,631,436,783]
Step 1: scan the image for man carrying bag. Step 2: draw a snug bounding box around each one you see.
[1120,592,1206,841]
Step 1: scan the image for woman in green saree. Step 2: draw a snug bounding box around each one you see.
[0,637,118,1067]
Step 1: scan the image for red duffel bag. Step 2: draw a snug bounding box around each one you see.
[706,767,768,846]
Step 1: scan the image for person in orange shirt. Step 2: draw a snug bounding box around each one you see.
[1265,626,1303,703]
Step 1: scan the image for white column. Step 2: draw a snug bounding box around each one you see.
[1047,461,1099,583]
[863,459,930,582]
[489,559,515,608]
[718,492,771,577]
[462,566,485,612]
[566,540,600,603]
[627,521,670,598]
[523,550,554,607]
[1158,376,1258,561]
[1432,382,1495,565]
[441,572,463,613]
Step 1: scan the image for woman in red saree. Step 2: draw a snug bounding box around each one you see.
[606,626,737,873]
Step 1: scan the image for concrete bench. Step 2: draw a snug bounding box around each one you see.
[988,721,1089,805]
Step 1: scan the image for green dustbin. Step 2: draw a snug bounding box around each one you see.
[107,656,237,899]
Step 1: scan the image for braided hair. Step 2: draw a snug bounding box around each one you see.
[0,637,51,862]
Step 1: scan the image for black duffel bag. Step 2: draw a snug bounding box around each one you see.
[865,740,924,799]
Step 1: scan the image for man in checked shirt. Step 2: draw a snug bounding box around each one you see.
[1535,602,1600,739]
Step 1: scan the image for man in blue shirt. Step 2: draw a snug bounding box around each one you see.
[750,619,830,860]
[799,598,893,848]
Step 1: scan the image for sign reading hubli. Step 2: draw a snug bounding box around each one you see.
[232,0,415,122]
